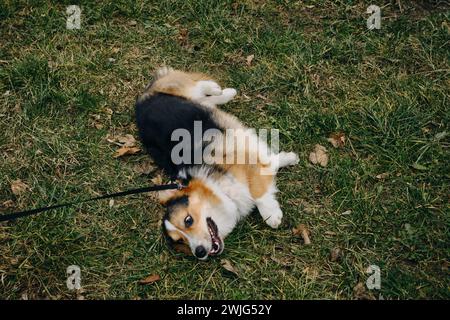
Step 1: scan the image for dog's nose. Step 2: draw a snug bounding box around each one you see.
[195,246,207,258]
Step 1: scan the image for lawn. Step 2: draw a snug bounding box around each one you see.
[0,0,449,299]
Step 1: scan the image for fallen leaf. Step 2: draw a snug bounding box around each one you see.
[221,259,239,276]
[327,132,346,148]
[11,179,29,196]
[113,146,141,158]
[117,134,136,147]
[151,174,163,185]
[1,200,14,208]
[246,54,255,66]
[375,172,389,180]
[139,274,161,285]
[103,107,113,120]
[134,160,155,175]
[330,248,342,262]
[309,144,328,167]
[292,224,311,245]
[353,282,375,300]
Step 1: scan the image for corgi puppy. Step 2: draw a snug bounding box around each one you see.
[135,67,298,260]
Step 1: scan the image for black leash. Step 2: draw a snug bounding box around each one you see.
[0,183,182,222]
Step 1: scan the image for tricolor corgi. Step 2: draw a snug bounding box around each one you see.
[135,67,298,260]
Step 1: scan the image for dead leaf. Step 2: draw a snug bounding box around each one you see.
[151,174,163,185]
[103,107,113,120]
[309,144,328,167]
[292,224,311,245]
[139,274,161,285]
[375,172,389,180]
[1,200,14,209]
[246,54,254,66]
[134,160,155,175]
[221,259,239,276]
[11,179,29,196]
[113,146,141,158]
[330,248,342,262]
[327,132,346,148]
[353,282,375,300]
[117,134,136,147]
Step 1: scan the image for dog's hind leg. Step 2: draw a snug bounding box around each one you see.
[197,88,237,108]
[271,151,299,171]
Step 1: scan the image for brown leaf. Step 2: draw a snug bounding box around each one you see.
[151,174,163,185]
[353,282,375,300]
[330,248,342,262]
[1,200,14,209]
[11,179,29,196]
[134,160,155,175]
[139,274,161,285]
[375,172,389,180]
[117,134,136,147]
[113,146,141,158]
[292,224,311,245]
[309,144,328,167]
[246,54,255,66]
[327,132,346,148]
[221,259,239,276]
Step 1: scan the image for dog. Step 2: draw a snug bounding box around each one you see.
[135,67,299,260]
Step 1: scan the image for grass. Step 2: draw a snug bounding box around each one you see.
[0,0,449,299]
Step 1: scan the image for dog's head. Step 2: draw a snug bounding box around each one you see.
[160,178,228,260]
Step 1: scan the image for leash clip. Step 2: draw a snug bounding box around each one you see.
[176,181,186,190]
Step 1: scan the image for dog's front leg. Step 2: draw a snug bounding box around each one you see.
[255,186,283,228]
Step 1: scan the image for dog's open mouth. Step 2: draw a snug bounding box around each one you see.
[207,217,222,255]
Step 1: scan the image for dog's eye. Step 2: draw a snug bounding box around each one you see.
[184,215,194,228]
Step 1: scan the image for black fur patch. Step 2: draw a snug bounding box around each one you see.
[135,93,223,178]
[161,195,189,247]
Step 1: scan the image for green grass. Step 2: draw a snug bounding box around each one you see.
[0,0,449,299]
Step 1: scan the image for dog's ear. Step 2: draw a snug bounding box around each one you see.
[158,189,180,205]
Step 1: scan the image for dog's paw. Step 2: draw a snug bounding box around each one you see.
[221,88,237,100]
[199,81,222,96]
[263,208,283,229]
[282,152,299,166]
[156,66,173,79]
